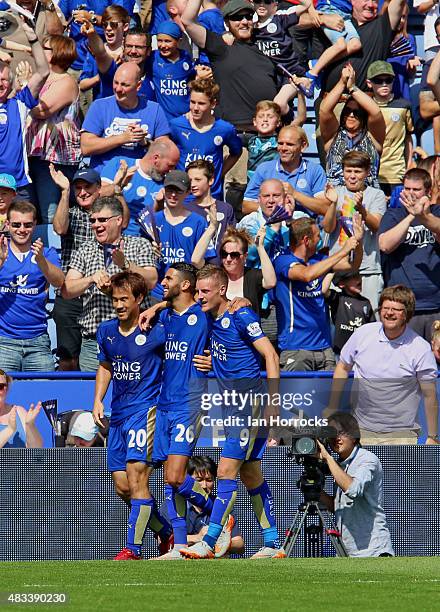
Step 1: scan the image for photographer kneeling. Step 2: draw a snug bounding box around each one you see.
[317,412,394,558]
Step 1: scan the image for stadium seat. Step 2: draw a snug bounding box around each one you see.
[421,129,435,156]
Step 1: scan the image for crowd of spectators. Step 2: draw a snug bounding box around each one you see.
[0,0,439,443]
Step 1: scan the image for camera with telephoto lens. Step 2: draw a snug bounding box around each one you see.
[289,426,337,502]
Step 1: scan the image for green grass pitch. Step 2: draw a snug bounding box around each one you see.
[1,558,439,611]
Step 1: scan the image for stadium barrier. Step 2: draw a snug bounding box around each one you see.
[6,372,439,446]
[1,446,439,560]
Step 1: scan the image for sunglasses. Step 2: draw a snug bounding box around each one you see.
[90,215,119,225]
[370,76,393,85]
[254,0,274,4]
[43,46,52,51]
[342,107,363,119]
[103,20,121,29]
[10,222,34,228]
[228,12,254,21]
[0,383,7,390]
[220,249,243,259]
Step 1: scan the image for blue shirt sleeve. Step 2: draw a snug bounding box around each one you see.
[224,124,242,157]
[146,320,166,350]
[234,308,265,344]
[80,52,98,80]
[96,325,109,363]
[16,86,38,109]
[153,104,171,138]
[309,163,326,195]
[82,99,103,136]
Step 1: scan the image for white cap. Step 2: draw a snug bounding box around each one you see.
[70,412,98,441]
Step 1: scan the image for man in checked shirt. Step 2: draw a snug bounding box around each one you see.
[62,196,158,371]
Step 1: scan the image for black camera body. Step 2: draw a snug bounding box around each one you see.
[289,426,337,502]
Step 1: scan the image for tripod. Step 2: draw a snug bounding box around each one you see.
[283,500,348,558]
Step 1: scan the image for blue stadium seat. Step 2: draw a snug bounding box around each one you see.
[34,224,61,250]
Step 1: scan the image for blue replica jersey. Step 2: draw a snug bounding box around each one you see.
[254,11,303,75]
[82,95,169,171]
[149,50,196,120]
[0,245,61,339]
[97,318,164,425]
[99,60,156,101]
[156,303,209,411]
[0,87,38,188]
[169,115,242,199]
[197,8,225,64]
[210,308,264,382]
[273,252,331,351]
[151,210,216,299]
[101,158,163,236]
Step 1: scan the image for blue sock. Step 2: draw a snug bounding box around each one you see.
[127,498,153,556]
[248,481,280,548]
[165,484,187,546]
[203,479,237,549]
[177,475,213,515]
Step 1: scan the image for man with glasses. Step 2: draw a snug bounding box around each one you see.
[0,201,64,372]
[81,26,156,101]
[379,168,440,341]
[325,285,439,446]
[81,60,170,172]
[316,412,394,557]
[366,61,414,196]
[62,196,158,371]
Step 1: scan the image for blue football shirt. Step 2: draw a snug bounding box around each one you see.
[273,252,332,351]
[97,318,164,425]
[169,115,242,199]
[0,245,61,339]
[151,210,216,299]
[82,95,170,171]
[210,307,264,382]
[149,50,196,120]
[156,303,210,411]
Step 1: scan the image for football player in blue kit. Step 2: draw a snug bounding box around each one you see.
[93,271,173,560]
[180,265,286,559]
[140,262,218,559]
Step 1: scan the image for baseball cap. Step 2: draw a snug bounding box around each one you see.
[70,411,99,441]
[367,61,395,80]
[164,170,190,192]
[0,173,16,191]
[72,168,102,185]
[157,20,182,39]
[222,0,255,19]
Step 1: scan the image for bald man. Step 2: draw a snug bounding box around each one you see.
[81,62,170,172]
[242,126,329,218]
[100,139,181,235]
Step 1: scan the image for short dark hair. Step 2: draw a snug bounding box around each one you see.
[125,27,151,48]
[188,455,217,478]
[110,271,148,300]
[378,284,416,322]
[171,262,198,292]
[7,200,37,220]
[403,168,432,192]
[328,412,361,445]
[91,197,123,217]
